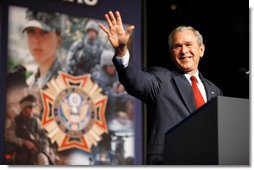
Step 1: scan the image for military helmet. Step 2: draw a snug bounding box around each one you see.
[100,49,114,67]
[19,94,37,110]
[85,20,99,33]
[22,8,62,35]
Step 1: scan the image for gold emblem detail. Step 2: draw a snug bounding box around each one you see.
[40,71,108,152]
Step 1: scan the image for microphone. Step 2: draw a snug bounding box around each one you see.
[238,67,249,79]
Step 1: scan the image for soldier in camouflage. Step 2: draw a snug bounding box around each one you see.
[66,20,104,75]
[92,49,119,94]
[92,49,135,124]
[15,9,61,165]
[92,50,135,164]
[4,65,29,165]
[23,9,63,89]
[14,95,56,165]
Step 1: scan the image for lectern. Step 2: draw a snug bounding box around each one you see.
[164,96,249,165]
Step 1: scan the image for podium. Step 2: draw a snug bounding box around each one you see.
[164,96,249,165]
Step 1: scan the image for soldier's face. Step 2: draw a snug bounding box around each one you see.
[26,27,61,65]
[23,106,34,117]
[87,30,98,42]
[104,65,116,76]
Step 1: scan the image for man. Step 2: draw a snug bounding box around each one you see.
[66,20,104,75]
[4,65,30,164]
[15,94,56,165]
[99,11,223,164]
[92,49,134,124]
[23,9,63,89]
[92,49,119,94]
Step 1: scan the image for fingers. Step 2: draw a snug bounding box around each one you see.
[98,23,108,34]
[126,25,135,35]
[115,11,123,27]
[108,11,117,25]
[105,11,123,28]
[105,13,113,28]
[99,11,134,36]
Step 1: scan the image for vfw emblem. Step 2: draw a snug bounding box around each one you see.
[40,71,108,152]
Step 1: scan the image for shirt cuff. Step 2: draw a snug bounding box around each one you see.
[115,50,130,68]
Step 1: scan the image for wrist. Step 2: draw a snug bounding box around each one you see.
[115,45,128,57]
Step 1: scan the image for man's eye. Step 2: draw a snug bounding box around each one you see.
[41,31,49,36]
[173,45,181,49]
[185,43,192,47]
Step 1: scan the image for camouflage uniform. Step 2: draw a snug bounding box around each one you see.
[92,49,120,96]
[14,95,56,165]
[18,9,61,165]
[22,9,64,119]
[4,65,28,164]
[23,9,64,90]
[66,20,104,75]
[27,59,62,89]
[23,9,62,34]
[92,49,135,123]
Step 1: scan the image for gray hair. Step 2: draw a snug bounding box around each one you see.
[168,26,204,49]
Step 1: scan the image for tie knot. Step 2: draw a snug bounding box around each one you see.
[190,76,197,82]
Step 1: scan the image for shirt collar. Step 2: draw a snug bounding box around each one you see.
[184,70,202,84]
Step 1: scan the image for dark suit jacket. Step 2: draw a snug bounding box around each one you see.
[113,56,223,164]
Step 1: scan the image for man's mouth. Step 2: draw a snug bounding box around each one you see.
[33,48,42,52]
[179,56,192,60]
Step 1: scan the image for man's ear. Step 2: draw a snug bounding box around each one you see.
[200,44,205,58]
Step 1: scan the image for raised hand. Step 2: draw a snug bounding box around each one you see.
[99,11,135,57]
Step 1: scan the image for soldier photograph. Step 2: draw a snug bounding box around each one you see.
[4,65,29,165]
[23,9,64,90]
[14,94,56,165]
[5,5,136,165]
[66,19,107,76]
[4,68,56,165]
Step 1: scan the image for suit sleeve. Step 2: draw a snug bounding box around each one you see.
[112,56,162,103]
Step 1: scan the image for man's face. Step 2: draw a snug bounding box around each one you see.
[104,65,116,77]
[87,29,98,42]
[26,27,60,65]
[170,30,205,75]
[22,105,34,117]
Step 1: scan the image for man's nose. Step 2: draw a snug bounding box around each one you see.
[180,45,188,54]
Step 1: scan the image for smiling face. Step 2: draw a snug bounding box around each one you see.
[170,29,205,75]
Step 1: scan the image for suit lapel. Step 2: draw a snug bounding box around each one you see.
[199,73,217,101]
[173,73,196,113]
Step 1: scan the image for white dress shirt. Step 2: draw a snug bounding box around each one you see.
[116,50,130,68]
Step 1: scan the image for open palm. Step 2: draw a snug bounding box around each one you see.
[99,11,134,56]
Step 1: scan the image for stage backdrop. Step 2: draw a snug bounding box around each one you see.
[0,0,142,165]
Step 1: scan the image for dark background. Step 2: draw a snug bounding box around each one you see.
[146,0,249,99]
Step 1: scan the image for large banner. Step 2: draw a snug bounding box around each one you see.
[2,0,142,165]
